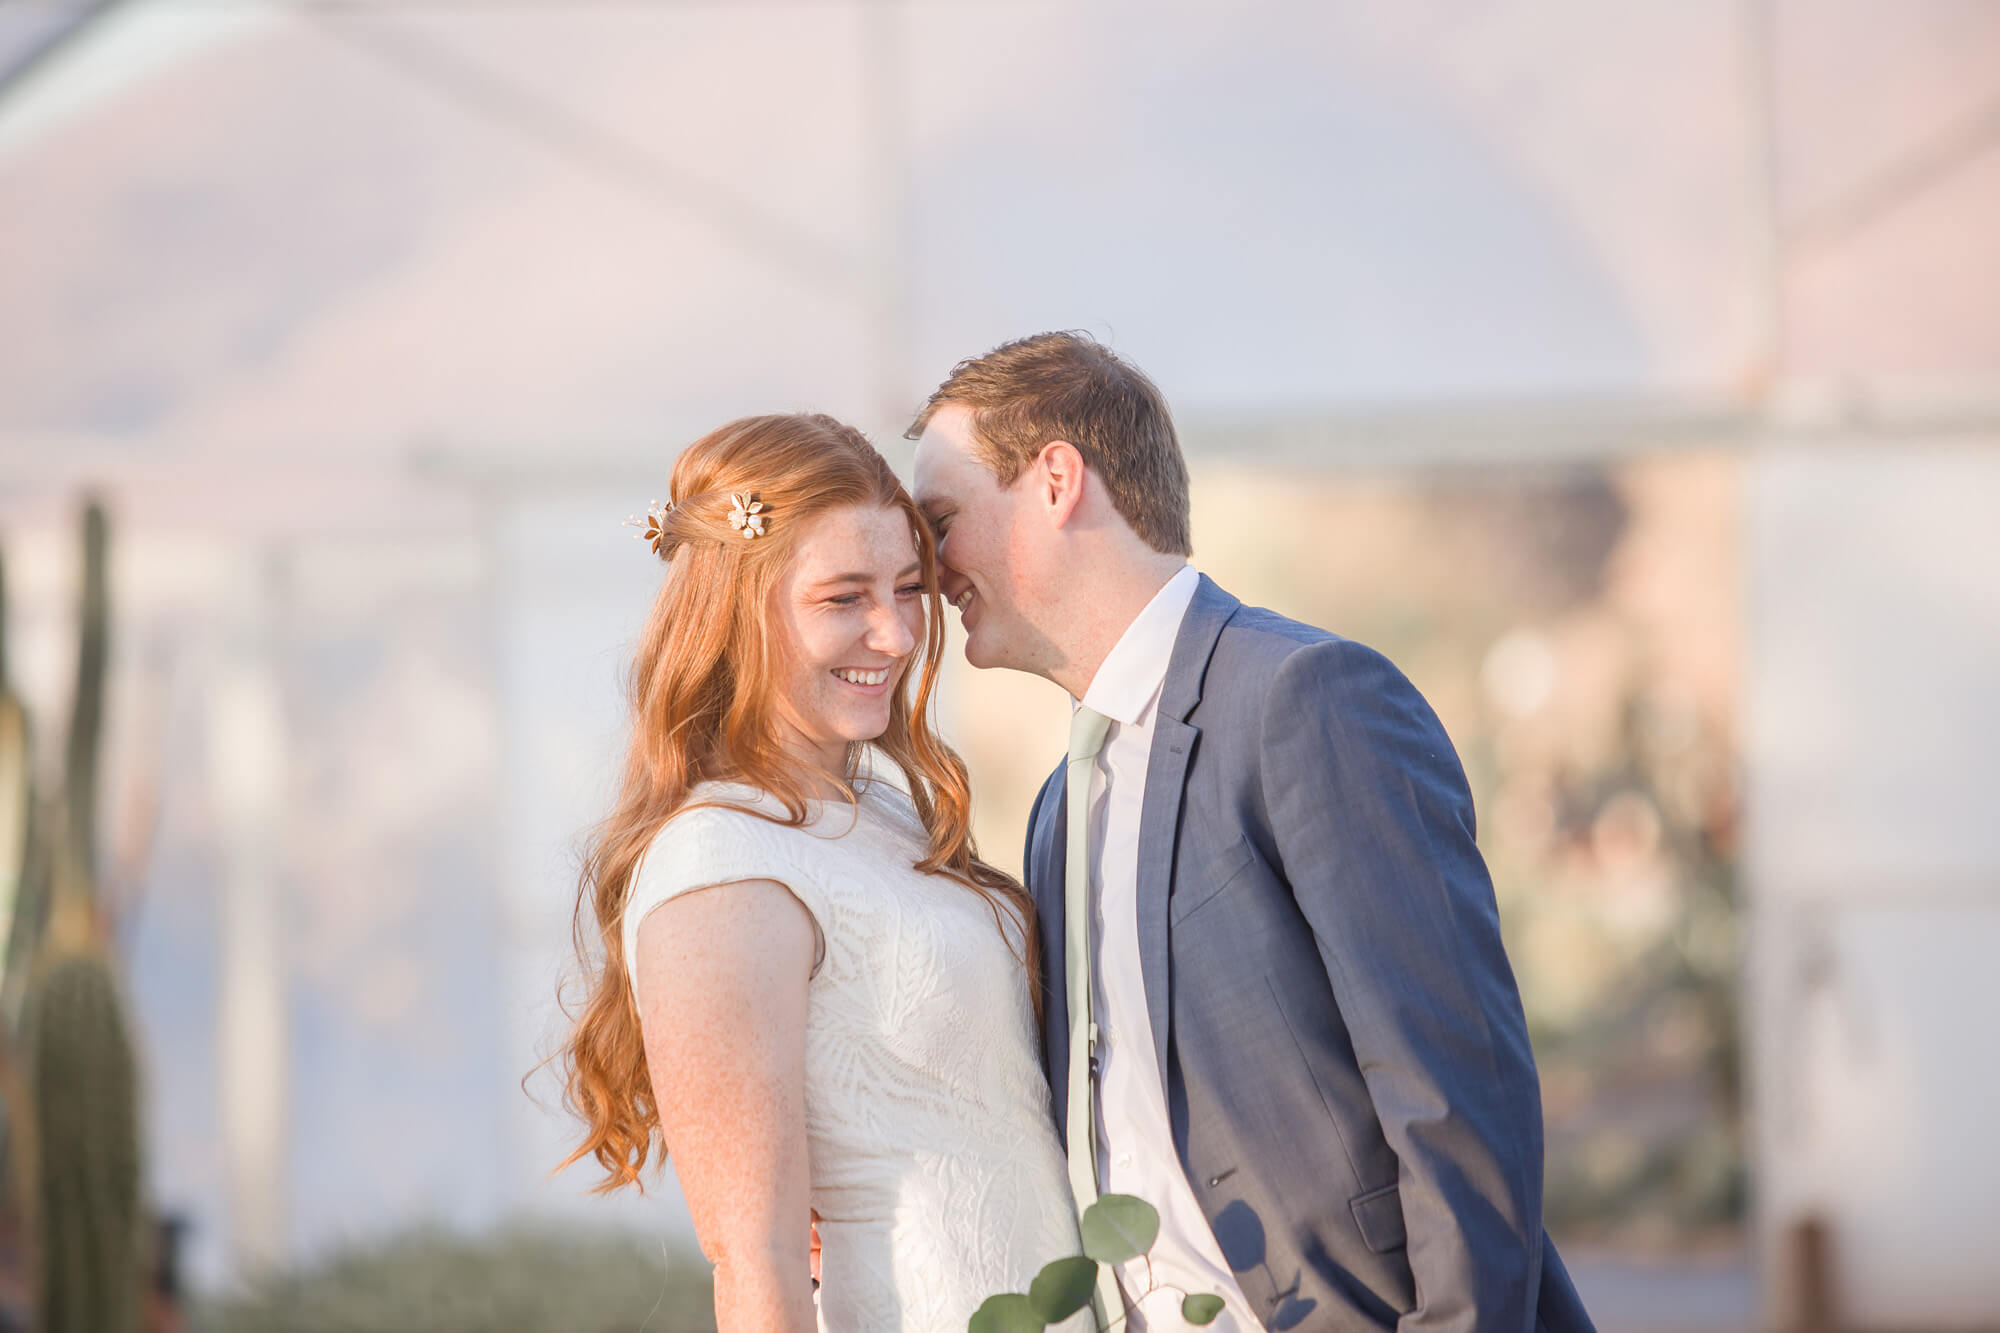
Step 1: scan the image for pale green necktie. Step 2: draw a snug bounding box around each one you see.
[1064,705,1121,1329]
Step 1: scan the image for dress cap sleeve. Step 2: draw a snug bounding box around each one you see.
[621,798,832,991]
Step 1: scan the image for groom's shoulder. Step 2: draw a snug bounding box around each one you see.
[1202,591,1412,707]
[1207,593,1347,679]
[1215,597,1335,656]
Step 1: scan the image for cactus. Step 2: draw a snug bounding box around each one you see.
[26,943,142,1333]
[0,546,37,1007]
[31,499,144,1332]
[63,501,108,897]
[0,546,41,1269]
[0,500,147,1330]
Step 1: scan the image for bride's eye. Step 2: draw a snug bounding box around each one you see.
[897,583,924,598]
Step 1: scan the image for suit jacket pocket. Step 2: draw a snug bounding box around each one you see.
[1349,1181,1407,1254]
[1170,834,1256,926]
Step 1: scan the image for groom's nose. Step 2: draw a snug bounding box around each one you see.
[938,564,971,604]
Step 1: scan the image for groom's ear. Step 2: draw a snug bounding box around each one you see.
[1036,440,1088,529]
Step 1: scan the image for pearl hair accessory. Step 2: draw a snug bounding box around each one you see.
[624,499,673,556]
[727,493,768,539]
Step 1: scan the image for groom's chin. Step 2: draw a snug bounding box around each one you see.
[959,631,998,671]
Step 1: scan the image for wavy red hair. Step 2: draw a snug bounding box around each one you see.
[555,412,1034,1193]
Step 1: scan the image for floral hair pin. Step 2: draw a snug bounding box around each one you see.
[625,499,673,556]
[728,493,768,539]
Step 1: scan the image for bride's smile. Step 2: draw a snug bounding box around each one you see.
[769,502,926,778]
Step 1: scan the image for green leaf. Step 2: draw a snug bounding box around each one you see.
[968,1292,1045,1333]
[1079,1193,1160,1265]
[1027,1255,1098,1321]
[1182,1292,1226,1325]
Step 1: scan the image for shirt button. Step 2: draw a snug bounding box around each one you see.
[1116,1154,1133,1168]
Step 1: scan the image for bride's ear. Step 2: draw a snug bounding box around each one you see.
[1037,440,1087,528]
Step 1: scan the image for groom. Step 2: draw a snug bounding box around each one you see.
[910,333,1594,1333]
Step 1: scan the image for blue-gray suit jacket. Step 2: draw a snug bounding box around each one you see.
[1025,576,1594,1333]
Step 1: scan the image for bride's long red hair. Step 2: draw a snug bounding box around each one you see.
[555,412,1034,1193]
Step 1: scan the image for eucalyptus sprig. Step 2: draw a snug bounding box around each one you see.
[968,1194,1224,1331]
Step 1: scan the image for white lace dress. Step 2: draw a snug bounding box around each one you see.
[624,778,1087,1332]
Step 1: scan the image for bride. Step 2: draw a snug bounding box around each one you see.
[556,413,1085,1331]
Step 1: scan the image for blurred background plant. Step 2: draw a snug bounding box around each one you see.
[0,500,155,1332]
[193,1223,715,1333]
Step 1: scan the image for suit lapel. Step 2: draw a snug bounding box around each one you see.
[1134,575,1239,1092]
[1030,765,1074,1138]
[1135,714,1195,1087]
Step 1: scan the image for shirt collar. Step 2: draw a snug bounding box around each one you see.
[1076,565,1200,727]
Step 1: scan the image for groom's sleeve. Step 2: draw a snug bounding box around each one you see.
[1262,637,1547,1333]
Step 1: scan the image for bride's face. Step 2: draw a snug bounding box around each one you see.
[769,503,925,776]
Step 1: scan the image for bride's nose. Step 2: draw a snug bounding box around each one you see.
[865,602,916,659]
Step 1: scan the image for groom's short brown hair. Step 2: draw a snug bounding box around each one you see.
[906,331,1193,556]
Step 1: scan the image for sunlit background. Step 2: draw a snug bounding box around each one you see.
[1,1,1997,1329]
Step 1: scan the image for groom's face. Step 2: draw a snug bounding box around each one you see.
[912,403,1054,674]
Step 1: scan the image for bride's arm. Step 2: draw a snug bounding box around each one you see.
[633,878,819,1333]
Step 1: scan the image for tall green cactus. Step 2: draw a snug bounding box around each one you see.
[63,501,107,897]
[0,543,39,1320]
[27,944,141,1333]
[0,546,37,1007]
[35,498,142,1331]
[0,500,145,1330]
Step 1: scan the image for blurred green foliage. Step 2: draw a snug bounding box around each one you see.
[195,1224,717,1333]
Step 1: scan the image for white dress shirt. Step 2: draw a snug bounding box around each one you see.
[1076,564,1264,1331]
